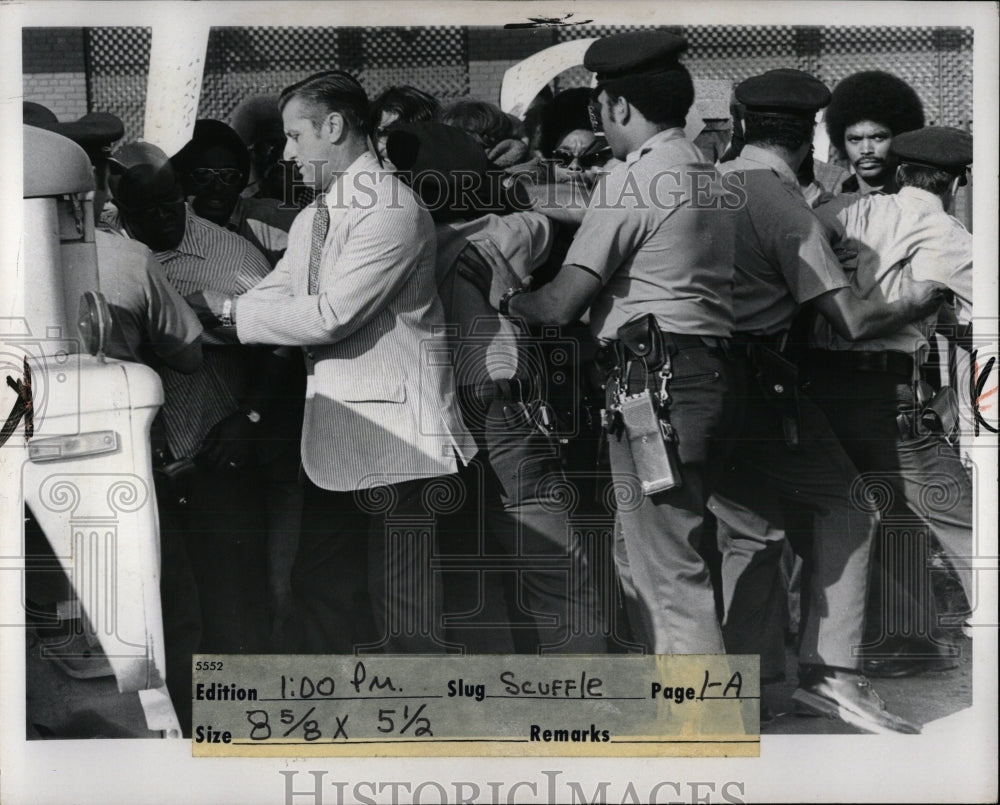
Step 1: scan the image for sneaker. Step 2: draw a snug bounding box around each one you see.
[792,667,921,734]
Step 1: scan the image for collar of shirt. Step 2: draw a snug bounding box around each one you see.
[154,207,208,262]
[896,185,945,212]
[321,150,383,212]
[737,144,802,193]
[624,127,686,167]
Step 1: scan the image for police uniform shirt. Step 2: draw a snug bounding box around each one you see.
[564,128,735,342]
[812,186,972,357]
[720,144,850,335]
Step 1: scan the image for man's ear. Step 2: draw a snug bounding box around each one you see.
[324,111,345,144]
[612,95,630,126]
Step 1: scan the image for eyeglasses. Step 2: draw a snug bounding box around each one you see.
[189,167,244,187]
[551,146,612,170]
[588,87,605,135]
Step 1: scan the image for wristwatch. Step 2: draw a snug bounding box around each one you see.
[240,406,262,425]
[220,297,234,327]
[499,287,527,317]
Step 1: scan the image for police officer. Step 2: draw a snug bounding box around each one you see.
[462,30,743,655]
[809,127,974,677]
[710,69,947,733]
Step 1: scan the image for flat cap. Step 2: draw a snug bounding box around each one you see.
[23,101,124,151]
[891,126,972,172]
[584,31,688,80]
[735,69,831,112]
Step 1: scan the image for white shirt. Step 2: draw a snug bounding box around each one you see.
[813,186,972,358]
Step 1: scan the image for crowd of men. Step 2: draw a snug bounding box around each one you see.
[24,29,975,737]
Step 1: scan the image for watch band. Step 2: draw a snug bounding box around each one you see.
[499,287,527,318]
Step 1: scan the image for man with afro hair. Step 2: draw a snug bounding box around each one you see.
[825,70,925,194]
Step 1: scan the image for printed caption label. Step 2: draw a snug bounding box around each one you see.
[192,654,759,757]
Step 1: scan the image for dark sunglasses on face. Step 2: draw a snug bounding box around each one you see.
[189,167,244,187]
[551,146,612,169]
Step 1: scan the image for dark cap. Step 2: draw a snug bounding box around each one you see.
[385,121,530,223]
[891,126,972,173]
[735,69,831,113]
[23,101,124,152]
[584,31,688,80]
[107,141,182,209]
[171,118,251,182]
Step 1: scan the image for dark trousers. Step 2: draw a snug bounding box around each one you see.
[712,370,877,672]
[157,463,269,734]
[806,367,974,649]
[608,344,744,654]
[282,475,449,654]
[461,394,608,653]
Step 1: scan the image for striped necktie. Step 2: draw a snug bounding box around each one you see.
[308,194,329,295]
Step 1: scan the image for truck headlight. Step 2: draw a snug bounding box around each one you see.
[78,290,111,357]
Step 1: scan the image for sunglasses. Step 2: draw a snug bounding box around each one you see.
[189,167,244,187]
[551,145,612,170]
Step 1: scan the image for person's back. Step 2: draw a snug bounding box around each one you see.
[813,186,971,355]
[95,228,203,372]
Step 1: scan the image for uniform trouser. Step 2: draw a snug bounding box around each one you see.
[461,394,608,653]
[608,344,744,654]
[283,475,449,654]
[712,378,878,671]
[806,367,974,643]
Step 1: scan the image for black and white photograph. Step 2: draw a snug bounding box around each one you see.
[1,1,997,803]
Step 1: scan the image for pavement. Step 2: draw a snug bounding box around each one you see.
[761,634,973,734]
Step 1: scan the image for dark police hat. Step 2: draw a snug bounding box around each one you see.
[23,101,124,152]
[735,69,831,113]
[891,126,973,173]
[584,31,688,80]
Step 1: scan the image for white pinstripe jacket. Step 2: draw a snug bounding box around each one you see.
[236,151,476,491]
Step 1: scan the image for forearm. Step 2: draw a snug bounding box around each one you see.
[507,279,583,328]
[827,290,937,342]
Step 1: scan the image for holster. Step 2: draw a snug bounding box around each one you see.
[899,383,961,443]
[751,345,801,448]
[921,386,960,440]
[617,314,668,373]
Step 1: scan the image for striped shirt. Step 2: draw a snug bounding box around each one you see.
[108,207,272,458]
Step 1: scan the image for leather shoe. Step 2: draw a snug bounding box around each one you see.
[863,655,958,678]
[792,667,921,734]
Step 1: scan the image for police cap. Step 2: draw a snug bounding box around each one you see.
[584,31,688,80]
[891,126,972,173]
[735,69,831,113]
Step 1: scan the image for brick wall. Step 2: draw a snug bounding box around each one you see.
[23,74,89,120]
[21,28,87,121]
[22,28,89,121]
